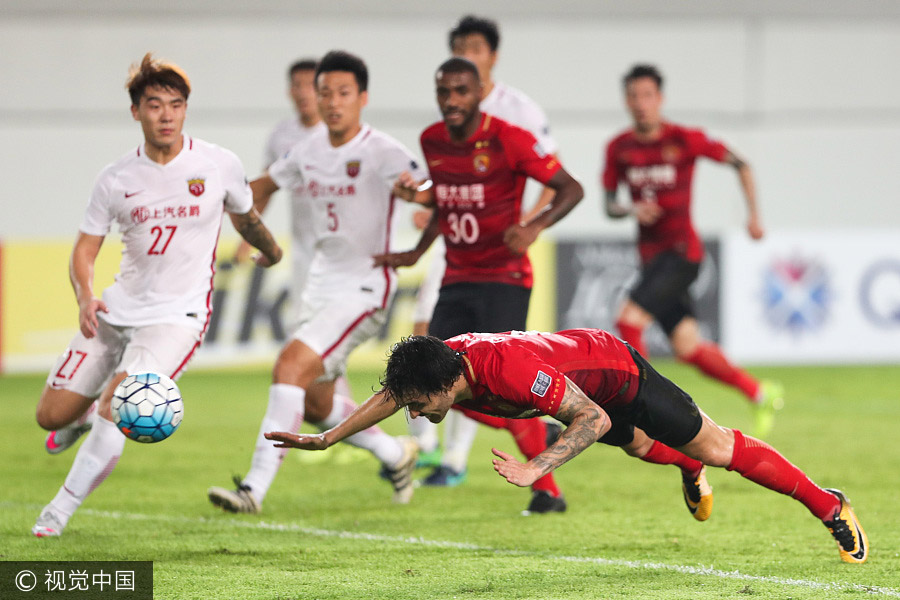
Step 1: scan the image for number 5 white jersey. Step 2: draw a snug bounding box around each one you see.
[268,124,426,306]
[79,135,253,332]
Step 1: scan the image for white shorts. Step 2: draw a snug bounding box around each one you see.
[46,319,202,398]
[413,246,446,324]
[291,296,387,380]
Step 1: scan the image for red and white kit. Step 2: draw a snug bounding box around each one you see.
[48,135,252,394]
[268,124,426,376]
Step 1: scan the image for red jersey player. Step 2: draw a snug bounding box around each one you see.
[602,64,783,437]
[375,57,583,514]
[266,329,869,565]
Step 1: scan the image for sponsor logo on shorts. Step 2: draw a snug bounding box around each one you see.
[531,370,552,397]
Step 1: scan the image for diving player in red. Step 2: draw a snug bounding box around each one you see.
[603,64,783,438]
[375,57,584,514]
[266,329,869,565]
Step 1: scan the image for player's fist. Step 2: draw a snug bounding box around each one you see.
[747,216,764,240]
[503,222,541,255]
[633,201,663,226]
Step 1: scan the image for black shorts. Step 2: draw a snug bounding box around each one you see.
[597,345,703,449]
[428,282,531,340]
[629,251,700,335]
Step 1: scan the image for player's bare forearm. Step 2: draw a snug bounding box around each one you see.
[726,151,763,239]
[265,390,400,450]
[492,378,609,486]
[250,175,279,214]
[230,208,283,266]
[529,380,610,478]
[69,233,108,337]
[524,168,583,231]
[69,233,103,305]
[521,185,556,223]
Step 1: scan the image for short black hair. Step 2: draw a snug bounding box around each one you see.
[289,58,318,78]
[449,15,500,52]
[623,64,663,90]
[315,50,368,92]
[380,336,464,407]
[436,57,480,83]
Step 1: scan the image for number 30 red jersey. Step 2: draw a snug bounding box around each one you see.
[420,114,561,289]
[602,122,728,263]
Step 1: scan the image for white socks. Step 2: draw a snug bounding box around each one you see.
[243,384,306,503]
[315,394,402,467]
[408,415,439,454]
[441,411,479,473]
[48,416,125,525]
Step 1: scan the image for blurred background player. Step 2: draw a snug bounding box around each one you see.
[376,57,583,513]
[207,50,425,514]
[408,14,565,487]
[266,329,869,565]
[33,53,283,537]
[602,64,783,438]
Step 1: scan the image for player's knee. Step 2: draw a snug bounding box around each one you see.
[272,349,323,388]
[35,401,70,431]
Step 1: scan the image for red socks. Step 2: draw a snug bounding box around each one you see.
[682,342,760,401]
[727,429,839,520]
[640,440,703,478]
[461,409,562,498]
[616,319,647,356]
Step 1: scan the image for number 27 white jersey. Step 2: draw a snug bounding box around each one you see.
[268,124,426,305]
[79,135,253,332]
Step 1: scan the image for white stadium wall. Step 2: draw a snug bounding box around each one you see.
[1,1,899,370]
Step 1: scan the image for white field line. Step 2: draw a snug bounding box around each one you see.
[12,503,900,597]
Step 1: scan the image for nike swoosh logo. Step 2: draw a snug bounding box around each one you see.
[850,521,866,560]
[125,190,143,198]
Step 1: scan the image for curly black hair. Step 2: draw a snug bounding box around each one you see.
[380,336,464,407]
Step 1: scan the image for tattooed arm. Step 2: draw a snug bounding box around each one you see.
[229,207,283,267]
[492,377,611,487]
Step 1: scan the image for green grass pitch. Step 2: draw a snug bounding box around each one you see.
[2,363,899,599]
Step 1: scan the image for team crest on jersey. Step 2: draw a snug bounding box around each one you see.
[661,144,682,163]
[473,152,491,174]
[346,160,361,178]
[188,178,205,197]
[131,206,150,224]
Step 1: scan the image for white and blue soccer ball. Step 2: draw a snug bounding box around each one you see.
[111,372,184,443]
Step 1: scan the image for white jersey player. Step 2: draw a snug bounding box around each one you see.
[32,54,283,537]
[208,51,424,515]
[259,59,328,305]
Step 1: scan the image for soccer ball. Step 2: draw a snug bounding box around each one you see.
[111,372,184,443]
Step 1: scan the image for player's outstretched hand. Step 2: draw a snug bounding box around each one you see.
[492,447,542,487]
[264,431,329,451]
[372,250,422,268]
[503,223,541,255]
[252,252,274,268]
[79,298,109,338]
[633,201,663,226]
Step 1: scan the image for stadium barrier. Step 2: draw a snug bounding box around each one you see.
[0,236,556,375]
